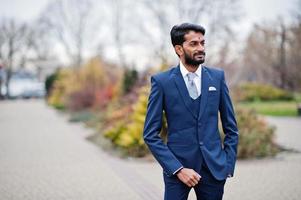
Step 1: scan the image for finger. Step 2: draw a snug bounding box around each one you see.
[188,176,197,184]
[187,178,195,186]
[187,180,194,187]
[189,178,198,186]
[194,174,201,182]
[193,174,200,182]
[191,178,199,185]
[182,177,193,187]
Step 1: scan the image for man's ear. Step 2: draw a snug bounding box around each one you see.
[174,45,183,56]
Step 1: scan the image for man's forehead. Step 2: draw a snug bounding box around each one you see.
[184,31,205,42]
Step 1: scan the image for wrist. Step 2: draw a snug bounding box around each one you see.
[177,168,183,174]
[174,167,184,176]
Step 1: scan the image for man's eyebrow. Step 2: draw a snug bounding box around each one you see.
[188,39,205,43]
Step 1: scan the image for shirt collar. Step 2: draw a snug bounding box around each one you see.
[179,61,202,78]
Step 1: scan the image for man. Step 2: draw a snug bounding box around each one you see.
[143,23,239,200]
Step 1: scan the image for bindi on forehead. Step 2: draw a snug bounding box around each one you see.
[186,36,205,43]
[185,31,204,42]
[193,36,204,41]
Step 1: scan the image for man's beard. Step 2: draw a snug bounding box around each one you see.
[184,50,205,67]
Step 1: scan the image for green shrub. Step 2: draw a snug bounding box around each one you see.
[103,86,279,159]
[104,86,149,157]
[237,82,294,102]
[69,110,95,123]
[45,69,60,96]
[122,68,138,94]
[233,106,279,158]
[47,57,121,111]
[104,90,279,159]
[67,87,95,111]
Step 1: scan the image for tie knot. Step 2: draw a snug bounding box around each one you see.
[187,72,197,81]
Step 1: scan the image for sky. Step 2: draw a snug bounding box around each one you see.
[241,0,296,32]
[0,0,298,69]
[0,0,297,42]
[243,0,295,22]
[0,0,296,24]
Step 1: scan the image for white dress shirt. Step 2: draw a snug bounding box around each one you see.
[179,61,202,97]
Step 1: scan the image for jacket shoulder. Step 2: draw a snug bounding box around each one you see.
[204,66,224,79]
[151,66,177,83]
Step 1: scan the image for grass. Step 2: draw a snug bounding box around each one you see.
[238,101,300,116]
[69,110,96,123]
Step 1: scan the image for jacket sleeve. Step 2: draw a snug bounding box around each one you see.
[219,70,239,177]
[143,76,183,176]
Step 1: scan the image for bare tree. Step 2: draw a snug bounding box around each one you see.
[136,0,175,64]
[39,0,96,68]
[109,0,128,68]
[241,17,301,92]
[174,0,212,23]
[203,0,242,65]
[241,24,279,84]
[276,21,288,89]
[136,0,242,65]
[0,18,30,97]
[26,19,56,62]
[287,0,301,91]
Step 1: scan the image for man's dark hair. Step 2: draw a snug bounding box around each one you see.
[170,23,205,47]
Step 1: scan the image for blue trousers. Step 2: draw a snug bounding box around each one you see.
[163,163,226,200]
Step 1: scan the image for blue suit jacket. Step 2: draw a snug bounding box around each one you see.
[143,65,239,181]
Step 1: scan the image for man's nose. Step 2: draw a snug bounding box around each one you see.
[197,44,205,51]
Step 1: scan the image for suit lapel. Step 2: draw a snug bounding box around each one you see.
[172,66,197,119]
[198,67,210,120]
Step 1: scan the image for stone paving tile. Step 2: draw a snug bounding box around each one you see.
[265,117,301,152]
[0,100,141,200]
[224,152,301,200]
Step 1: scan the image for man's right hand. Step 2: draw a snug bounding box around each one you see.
[176,168,201,187]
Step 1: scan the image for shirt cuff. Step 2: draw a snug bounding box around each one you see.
[173,166,184,175]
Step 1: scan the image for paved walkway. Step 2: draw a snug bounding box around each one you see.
[0,100,301,200]
[0,100,143,200]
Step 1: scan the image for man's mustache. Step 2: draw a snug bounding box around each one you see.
[194,52,206,56]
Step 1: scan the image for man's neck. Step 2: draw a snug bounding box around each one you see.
[181,61,200,73]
